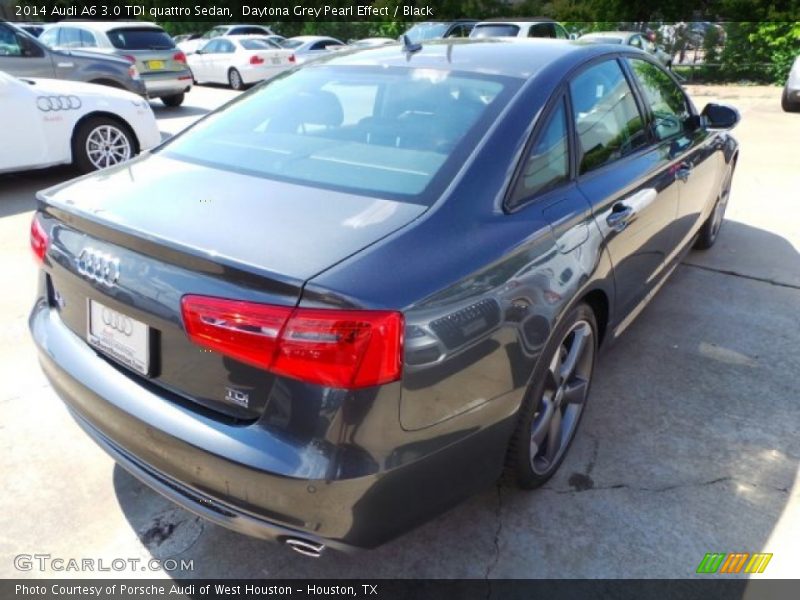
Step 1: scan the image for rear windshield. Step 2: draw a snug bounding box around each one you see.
[240,39,278,50]
[162,66,516,203]
[471,24,521,38]
[107,28,175,50]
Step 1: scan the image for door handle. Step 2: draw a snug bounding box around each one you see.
[56,62,74,68]
[675,161,693,182]
[606,203,634,232]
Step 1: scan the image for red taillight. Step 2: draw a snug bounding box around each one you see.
[181,295,403,389]
[250,55,265,65]
[173,51,187,64]
[30,215,48,264]
[288,54,296,63]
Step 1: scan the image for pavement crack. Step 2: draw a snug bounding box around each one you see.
[681,262,800,290]
[543,476,790,495]
[484,483,503,588]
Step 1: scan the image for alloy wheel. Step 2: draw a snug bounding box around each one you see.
[85,125,131,170]
[529,320,595,475]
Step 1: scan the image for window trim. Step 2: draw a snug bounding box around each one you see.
[621,55,696,144]
[567,56,654,178]
[503,90,576,213]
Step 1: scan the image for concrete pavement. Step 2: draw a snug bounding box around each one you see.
[0,84,798,579]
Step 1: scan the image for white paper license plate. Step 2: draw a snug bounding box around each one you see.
[87,299,150,375]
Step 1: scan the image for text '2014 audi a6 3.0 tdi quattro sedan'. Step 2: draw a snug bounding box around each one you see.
[29,38,739,556]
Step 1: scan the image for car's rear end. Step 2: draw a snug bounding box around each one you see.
[104,25,192,103]
[234,37,296,84]
[28,57,522,552]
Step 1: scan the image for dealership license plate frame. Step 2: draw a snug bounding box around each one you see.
[87,299,150,376]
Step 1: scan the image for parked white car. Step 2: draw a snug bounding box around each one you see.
[279,36,346,64]
[0,70,160,173]
[470,19,570,39]
[178,24,276,56]
[188,36,295,90]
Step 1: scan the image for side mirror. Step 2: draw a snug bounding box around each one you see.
[569,33,579,40]
[702,103,740,130]
[194,49,203,55]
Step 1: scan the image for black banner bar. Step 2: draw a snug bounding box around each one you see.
[4,579,800,600]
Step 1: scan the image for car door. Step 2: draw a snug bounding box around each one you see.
[0,23,54,78]
[192,39,217,80]
[570,58,681,324]
[0,74,48,171]
[211,39,236,82]
[625,57,722,259]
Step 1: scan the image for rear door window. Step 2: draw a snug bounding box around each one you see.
[508,96,570,208]
[570,59,648,173]
[529,23,556,38]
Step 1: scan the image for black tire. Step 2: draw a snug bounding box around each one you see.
[505,302,598,489]
[782,88,799,112]
[161,93,185,108]
[228,68,245,91]
[71,116,136,173]
[695,164,734,250]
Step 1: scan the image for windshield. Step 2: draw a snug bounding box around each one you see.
[279,39,305,49]
[162,66,515,202]
[403,23,450,42]
[108,28,175,50]
[470,24,521,38]
[203,27,226,40]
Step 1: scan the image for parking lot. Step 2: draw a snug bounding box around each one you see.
[1,83,798,579]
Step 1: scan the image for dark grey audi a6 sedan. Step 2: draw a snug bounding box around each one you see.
[29,39,739,556]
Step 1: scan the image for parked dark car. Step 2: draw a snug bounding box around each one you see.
[0,21,145,95]
[30,39,739,556]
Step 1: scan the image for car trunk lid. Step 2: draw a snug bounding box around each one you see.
[37,154,426,418]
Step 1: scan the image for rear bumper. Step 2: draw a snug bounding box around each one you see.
[239,64,291,84]
[29,299,513,550]
[141,70,192,97]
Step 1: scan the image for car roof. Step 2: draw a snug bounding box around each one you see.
[52,20,164,32]
[480,17,556,23]
[317,38,630,79]
[583,31,636,37]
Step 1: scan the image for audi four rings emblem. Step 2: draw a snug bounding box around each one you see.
[77,248,120,287]
[36,95,82,112]
[101,307,134,336]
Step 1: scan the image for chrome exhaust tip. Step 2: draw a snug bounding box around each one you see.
[284,537,325,558]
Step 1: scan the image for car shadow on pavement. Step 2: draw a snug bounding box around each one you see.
[150,105,212,120]
[0,166,80,219]
[108,218,800,578]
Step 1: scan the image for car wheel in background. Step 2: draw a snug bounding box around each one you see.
[228,68,245,91]
[161,93,185,108]
[695,163,734,249]
[505,302,598,489]
[781,88,799,112]
[72,117,136,173]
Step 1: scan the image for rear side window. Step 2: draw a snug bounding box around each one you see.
[107,28,175,50]
[528,23,555,38]
[627,58,691,141]
[509,97,570,208]
[570,59,647,173]
[471,24,521,38]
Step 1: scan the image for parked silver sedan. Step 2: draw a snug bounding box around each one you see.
[782,55,800,112]
[579,31,673,68]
